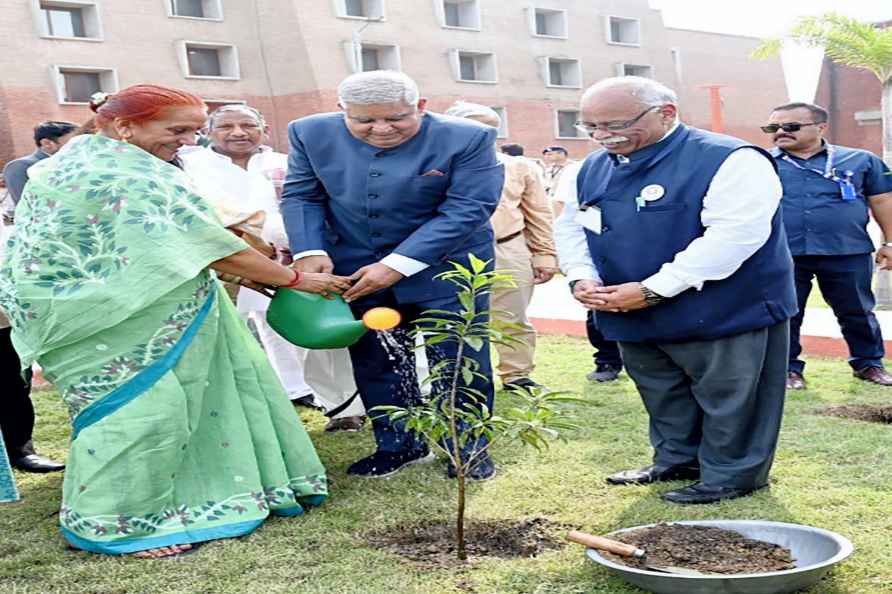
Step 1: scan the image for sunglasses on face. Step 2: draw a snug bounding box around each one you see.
[760,122,820,134]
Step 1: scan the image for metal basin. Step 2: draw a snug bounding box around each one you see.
[585,520,853,594]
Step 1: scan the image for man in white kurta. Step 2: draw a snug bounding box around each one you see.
[180,105,365,430]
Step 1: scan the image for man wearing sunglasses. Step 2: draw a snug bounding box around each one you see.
[554,76,795,505]
[766,102,892,390]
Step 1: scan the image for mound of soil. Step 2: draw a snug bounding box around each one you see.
[364,517,562,565]
[818,404,892,424]
[606,523,795,574]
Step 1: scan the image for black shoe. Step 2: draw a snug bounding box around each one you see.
[606,463,700,485]
[502,378,547,393]
[291,394,322,410]
[347,449,434,478]
[324,416,366,432]
[586,364,622,383]
[446,451,496,481]
[11,453,65,473]
[660,482,762,505]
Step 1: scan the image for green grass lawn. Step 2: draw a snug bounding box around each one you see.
[3,336,892,594]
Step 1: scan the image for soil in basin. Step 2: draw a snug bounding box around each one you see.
[606,523,796,574]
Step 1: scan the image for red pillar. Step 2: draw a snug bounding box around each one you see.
[697,84,728,133]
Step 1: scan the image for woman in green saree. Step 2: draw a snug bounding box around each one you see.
[0,85,350,557]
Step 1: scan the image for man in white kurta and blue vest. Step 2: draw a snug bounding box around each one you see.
[764,103,892,390]
[555,77,796,505]
[282,71,504,480]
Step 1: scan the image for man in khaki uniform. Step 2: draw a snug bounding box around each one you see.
[445,102,558,391]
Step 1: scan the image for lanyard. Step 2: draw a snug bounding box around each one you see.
[780,144,836,179]
[781,144,858,201]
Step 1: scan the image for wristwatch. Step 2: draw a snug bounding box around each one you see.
[883,242,892,248]
[640,285,666,306]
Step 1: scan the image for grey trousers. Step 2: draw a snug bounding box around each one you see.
[619,321,789,490]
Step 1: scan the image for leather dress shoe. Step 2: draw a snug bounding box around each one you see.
[606,463,700,485]
[660,482,762,505]
[586,364,622,383]
[11,453,65,473]
[785,371,806,390]
[854,366,892,386]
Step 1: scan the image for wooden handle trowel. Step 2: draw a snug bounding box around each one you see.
[567,530,710,576]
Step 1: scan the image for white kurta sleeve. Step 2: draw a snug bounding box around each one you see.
[642,148,783,298]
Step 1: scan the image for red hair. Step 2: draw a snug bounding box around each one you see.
[92,84,205,126]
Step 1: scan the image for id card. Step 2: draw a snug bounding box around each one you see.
[575,207,603,234]
[839,181,857,201]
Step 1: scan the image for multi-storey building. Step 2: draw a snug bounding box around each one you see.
[0,0,787,164]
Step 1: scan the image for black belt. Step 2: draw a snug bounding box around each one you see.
[496,230,523,244]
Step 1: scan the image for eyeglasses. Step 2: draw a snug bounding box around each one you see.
[575,106,660,135]
[760,122,820,134]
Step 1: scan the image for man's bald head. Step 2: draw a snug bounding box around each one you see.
[578,76,679,155]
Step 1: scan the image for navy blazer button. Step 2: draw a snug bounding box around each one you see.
[370,213,379,218]
[368,194,378,199]
[372,232,382,237]
[370,171,381,177]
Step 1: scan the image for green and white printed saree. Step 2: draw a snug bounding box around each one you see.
[0,134,327,554]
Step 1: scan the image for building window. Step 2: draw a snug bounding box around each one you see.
[168,0,223,20]
[53,65,117,104]
[532,7,567,38]
[491,106,508,138]
[451,50,497,83]
[344,42,400,73]
[35,1,102,40]
[555,109,584,139]
[618,63,653,78]
[362,44,400,71]
[546,58,582,88]
[606,16,640,46]
[438,0,480,30]
[179,42,240,79]
[334,0,384,19]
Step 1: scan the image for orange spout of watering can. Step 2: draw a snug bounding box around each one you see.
[362,307,402,331]
[266,289,401,349]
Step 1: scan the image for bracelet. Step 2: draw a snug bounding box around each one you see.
[280,269,303,289]
[640,285,666,306]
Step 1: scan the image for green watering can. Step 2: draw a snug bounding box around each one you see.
[266,289,401,349]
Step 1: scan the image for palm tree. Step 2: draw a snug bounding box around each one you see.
[753,14,892,164]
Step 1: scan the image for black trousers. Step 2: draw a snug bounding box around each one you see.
[0,327,34,454]
[347,290,494,454]
[620,321,789,489]
[586,310,622,367]
[789,254,885,373]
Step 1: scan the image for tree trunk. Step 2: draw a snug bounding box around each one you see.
[883,79,892,167]
[875,80,892,309]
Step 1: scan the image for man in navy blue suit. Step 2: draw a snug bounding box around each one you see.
[281,71,504,479]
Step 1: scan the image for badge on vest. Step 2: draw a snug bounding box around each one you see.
[635,184,665,211]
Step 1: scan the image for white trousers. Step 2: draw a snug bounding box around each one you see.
[239,289,365,418]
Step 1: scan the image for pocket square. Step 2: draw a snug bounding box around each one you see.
[421,169,446,177]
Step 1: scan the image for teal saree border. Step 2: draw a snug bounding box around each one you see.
[61,517,263,555]
[0,434,19,503]
[71,291,216,440]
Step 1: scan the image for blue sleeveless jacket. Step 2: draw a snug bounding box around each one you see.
[577,124,796,343]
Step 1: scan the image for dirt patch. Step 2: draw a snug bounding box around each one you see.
[605,523,795,575]
[818,404,892,424]
[364,517,563,566]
